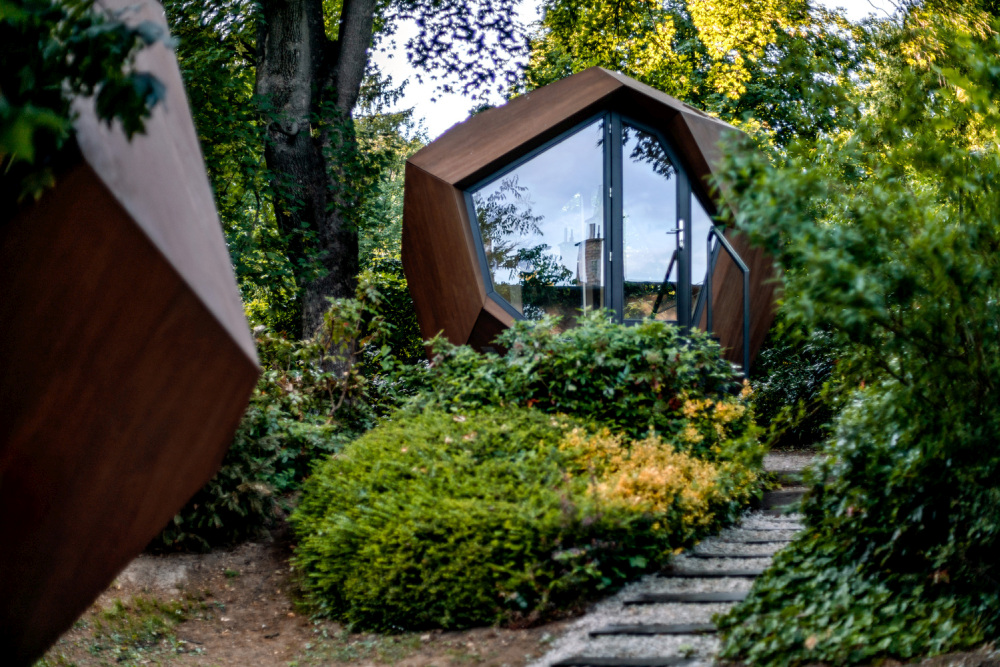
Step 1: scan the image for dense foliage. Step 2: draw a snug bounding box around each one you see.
[403,311,756,460]
[0,0,166,207]
[524,0,863,147]
[154,269,417,550]
[750,315,843,449]
[715,6,1000,663]
[292,406,760,631]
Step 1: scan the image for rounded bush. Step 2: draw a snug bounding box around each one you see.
[292,406,759,630]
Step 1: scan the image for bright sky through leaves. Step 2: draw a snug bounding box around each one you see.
[372,0,898,139]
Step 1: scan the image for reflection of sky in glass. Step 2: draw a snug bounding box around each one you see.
[472,119,604,288]
[691,193,713,286]
[623,126,676,283]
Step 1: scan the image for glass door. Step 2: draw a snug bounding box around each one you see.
[616,118,692,326]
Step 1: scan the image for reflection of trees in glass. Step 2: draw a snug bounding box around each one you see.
[623,125,675,179]
[474,175,582,319]
[472,175,545,280]
[517,245,575,319]
[623,280,677,320]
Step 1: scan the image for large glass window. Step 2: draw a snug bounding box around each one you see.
[468,113,720,328]
[622,124,678,321]
[470,118,605,322]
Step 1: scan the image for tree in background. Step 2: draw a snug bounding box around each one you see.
[163,0,526,338]
[523,0,862,147]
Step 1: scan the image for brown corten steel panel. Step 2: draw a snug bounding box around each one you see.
[409,67,623,188]
[0,1,258,663]
[73,0,255,362]
[404,67,777,366]
[0,164,259,665]
[402,164,487,345]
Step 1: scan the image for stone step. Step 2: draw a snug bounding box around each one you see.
[716,537,791,544]
[762,488,807,509]
[759,505,802,529]
[661,568,765,578]
[624,591,748,605]
[688,551,772,560]
[590,624,717,637]
[551,657,697,667]
[762,454,816,475]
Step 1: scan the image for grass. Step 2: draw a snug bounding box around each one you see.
[34,594,208,667]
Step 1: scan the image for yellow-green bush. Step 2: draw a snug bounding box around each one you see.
[291,406,760,631]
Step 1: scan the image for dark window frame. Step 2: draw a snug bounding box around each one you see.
[464,111,719,328]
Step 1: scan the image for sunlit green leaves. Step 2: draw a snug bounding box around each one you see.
[524,0,862,147]
[714,7,1000,664]
[0,0,166,205]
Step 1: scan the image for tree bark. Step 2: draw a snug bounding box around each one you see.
[256,0,376,338]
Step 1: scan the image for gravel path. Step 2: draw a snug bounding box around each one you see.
[528,455,815,667]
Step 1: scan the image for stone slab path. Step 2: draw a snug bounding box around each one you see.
[529,453,813,667]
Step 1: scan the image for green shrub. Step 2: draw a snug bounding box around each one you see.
[718,388,1000,665]
[292,406,760,631]
[150,402,340,551]
[402,311,751,460]
[713,13,1000,664]
[153,285,388,550]
[361,254,425,367]
[750,315,843,450]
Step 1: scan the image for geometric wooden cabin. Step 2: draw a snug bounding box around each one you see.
[402,67,777,370]
[0,1,259,663]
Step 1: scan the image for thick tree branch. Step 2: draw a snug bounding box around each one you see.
[331,0,378,115]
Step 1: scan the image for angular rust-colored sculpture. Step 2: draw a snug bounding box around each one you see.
[402,67,777,367]
[0,2,259,663]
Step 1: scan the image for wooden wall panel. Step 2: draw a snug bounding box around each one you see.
[72,0,254,362]
[402,164,486,345]
[703,230,779,367]
[0,2,258,662]
[467,298,516,352]
[0,164,259,665]
[410,68,621,188]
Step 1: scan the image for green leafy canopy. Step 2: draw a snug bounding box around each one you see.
[714,5,1000,664]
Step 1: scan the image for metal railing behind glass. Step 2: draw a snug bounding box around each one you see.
[693,226,750,376]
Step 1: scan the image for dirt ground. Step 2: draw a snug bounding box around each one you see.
[36,529,998,667]
[38,537,567,667]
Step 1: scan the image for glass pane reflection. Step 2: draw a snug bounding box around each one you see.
[471,118,605,322]
[622,125,678,321]
[691,192,714,317]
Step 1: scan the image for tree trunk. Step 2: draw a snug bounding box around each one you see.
[255,0,376,338]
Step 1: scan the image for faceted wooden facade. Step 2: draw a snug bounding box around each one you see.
[402,67,777,366]
[0,1,259,663]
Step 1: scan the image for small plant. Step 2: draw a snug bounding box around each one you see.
[750,315,844,450]
[1,0,167,206]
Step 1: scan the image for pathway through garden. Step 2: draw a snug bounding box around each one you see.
[528,452,814,667]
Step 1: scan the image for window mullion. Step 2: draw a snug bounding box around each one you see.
[677,169,692,328]
[608,112,624,320]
